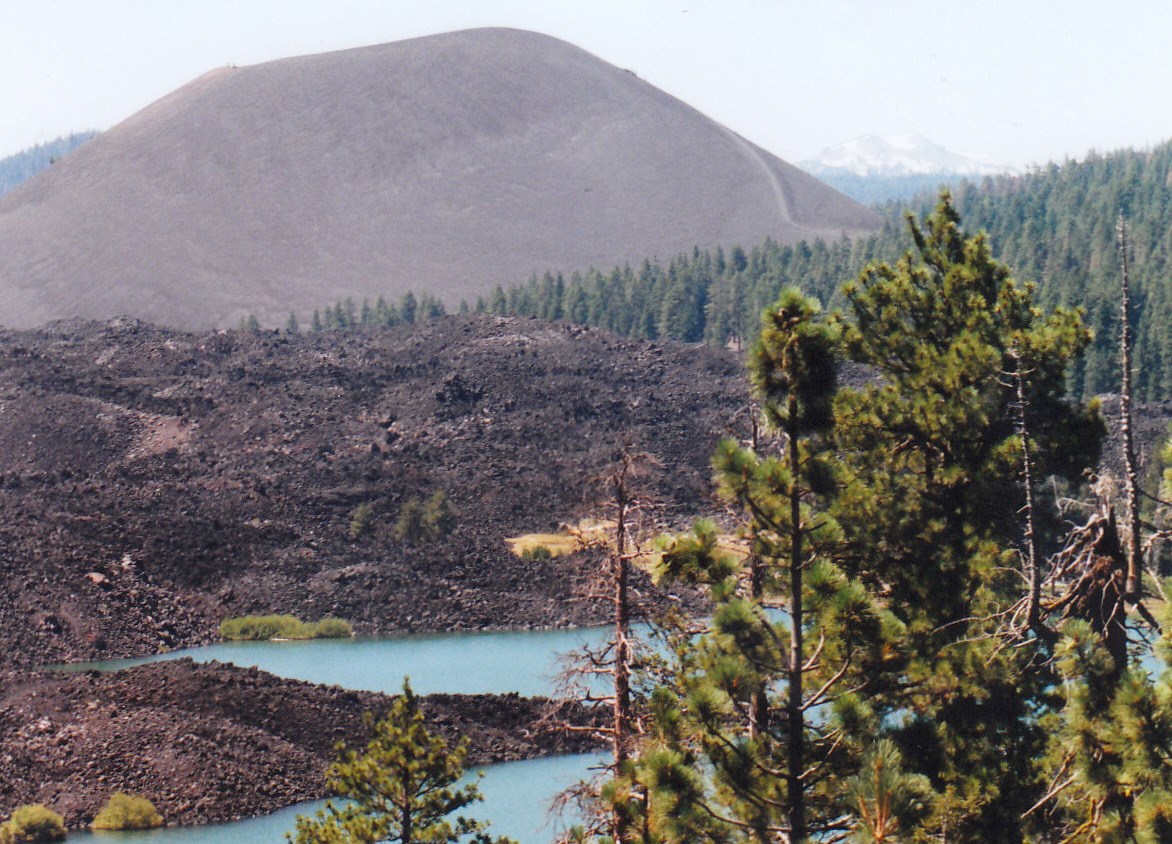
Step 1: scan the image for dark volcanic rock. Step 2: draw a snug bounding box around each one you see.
[0,660,601,828]
[0,315,743,668]
[1095,394,1172,484]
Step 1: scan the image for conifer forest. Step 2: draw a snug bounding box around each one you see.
[475,144,1172,403]
[537,196,1172,843]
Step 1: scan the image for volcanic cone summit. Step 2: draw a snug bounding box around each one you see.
[0,28,879,329]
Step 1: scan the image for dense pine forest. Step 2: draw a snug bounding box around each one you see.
[469,142,1172,401]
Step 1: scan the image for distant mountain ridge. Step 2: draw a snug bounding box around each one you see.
[0,28,878,330]
[803,134,1013,177]
[799,134,1015,203]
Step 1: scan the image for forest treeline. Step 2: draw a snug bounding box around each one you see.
[0,132,97,196]
[472,142,1172,401]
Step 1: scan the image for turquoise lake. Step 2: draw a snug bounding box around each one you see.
[53,624,630,696]
[66,752,604,844]
[53,625,634,842]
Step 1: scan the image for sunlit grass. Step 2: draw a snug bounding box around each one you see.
[507,520,748,576]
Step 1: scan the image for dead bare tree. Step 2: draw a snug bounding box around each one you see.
[1019,217,1161,673]
[1117,215,1144,603]
[548,449,658,844]
[1004,343,1055,646]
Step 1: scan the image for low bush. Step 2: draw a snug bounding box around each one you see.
[219,614,304,640]
[392,497,425,543]
[421,490,454,537]
[348,502,375,539]
[311,617,354,639]
[0,804,66,844]
[393,490,455,545]
[219,615,353,641]
[91,793,163,831]
[521,545,552,561]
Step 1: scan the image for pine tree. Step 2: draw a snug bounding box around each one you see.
[641,290,904,843]
[288,681,512,844]
[829,194,1101,841]
[375,295,396,326]
[400,292,418,325]
[843,740,933,844]
[488,286,507,316]
[1039,612,1172,843]
[420,294,447,320]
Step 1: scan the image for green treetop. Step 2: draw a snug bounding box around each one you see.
[288,681,512,844]
[829,194,1102,841]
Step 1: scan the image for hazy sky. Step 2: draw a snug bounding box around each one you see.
[2,0,1170,167]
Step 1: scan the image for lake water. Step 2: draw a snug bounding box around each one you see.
[53,626,624,697]
[66,752,605,844]
[52,627,628,842]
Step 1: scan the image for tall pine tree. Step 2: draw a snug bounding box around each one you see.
[829,194,1101,841]
[639,290,905,843]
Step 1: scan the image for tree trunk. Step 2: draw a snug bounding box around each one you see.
[1011,346,1045,639]
[611,459,633,844]
[786,396,806,844]
[748,403,769,741]
[1116,216,1142,601]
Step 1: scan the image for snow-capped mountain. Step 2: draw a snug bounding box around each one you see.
[802,134,1015,178]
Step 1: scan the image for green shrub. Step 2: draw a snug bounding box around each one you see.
[0,804,66,844]
[522,545,552,561]
[421,490,454,538]
[393,490,455,545]
[91,793,163,831]
[392,497,425,543]
[219,614,352,641]
[348,502,376,539]
[309,617,353,639]
[219,614,305,640]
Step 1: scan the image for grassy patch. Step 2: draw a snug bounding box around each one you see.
[218,614,353,641]
[505,518,622,558]
[505,531,584,559]
[507,519,747,574]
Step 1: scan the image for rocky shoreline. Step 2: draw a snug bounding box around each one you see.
[0,659,603,829]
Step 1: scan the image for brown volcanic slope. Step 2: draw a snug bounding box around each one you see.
[0,27,879,330]
[0,315,743,668]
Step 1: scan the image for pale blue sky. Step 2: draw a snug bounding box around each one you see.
[2,0,1170,167]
